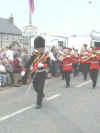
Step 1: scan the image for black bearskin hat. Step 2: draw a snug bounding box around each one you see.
[34,36,45,49]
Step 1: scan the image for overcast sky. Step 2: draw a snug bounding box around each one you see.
[0,0,99,36]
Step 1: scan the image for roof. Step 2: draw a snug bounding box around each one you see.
[0,18,22,35]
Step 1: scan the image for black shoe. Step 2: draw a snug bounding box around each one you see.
[35,105,41,109]
[92,86,96,89]
[66,85,68,88]
[66,85,69,88]
[92,82,96,88]
[93,84,96,88]
[42,93,45,98]
[66,84,70,88]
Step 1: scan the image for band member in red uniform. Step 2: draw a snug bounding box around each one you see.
[72,49,79,77]
[62,48,74,88]
[80,44,90,80]
[89,49,100,88]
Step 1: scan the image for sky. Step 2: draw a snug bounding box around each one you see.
[0,0,100,36]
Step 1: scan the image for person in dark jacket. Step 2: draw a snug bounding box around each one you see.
[25,36,49,109]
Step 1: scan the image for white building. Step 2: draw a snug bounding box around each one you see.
[68,36,91,51]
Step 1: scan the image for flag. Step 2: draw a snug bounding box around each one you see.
[29,0,35,13]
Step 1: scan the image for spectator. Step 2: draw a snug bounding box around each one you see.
[5,46,14,61]
[0,60,7,87]
[21,49,30,84]
[13,53,22,87]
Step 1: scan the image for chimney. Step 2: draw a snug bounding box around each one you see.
[9,13,14,24]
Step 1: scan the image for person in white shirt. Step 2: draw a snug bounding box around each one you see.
[5,46,14,61]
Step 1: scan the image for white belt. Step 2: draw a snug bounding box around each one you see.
[64,63,72,66]
[36,69,47,72]
[91,61,99,64]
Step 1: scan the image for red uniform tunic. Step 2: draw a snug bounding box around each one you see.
[62,55,74,71]
[89,56,100,70]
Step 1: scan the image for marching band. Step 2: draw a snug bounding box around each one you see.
[22,36,100,109]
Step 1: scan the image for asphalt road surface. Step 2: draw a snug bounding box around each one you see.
[0,72,100,133]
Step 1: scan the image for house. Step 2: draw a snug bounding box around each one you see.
[0,15,23,48]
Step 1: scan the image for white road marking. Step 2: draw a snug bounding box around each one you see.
[46,94,61,101]
[75,80,91,88]
[0,94,61,122]
[0,104,35,122]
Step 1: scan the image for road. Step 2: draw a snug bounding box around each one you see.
[0,72,100,133]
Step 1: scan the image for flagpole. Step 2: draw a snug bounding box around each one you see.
[29,5,32,25]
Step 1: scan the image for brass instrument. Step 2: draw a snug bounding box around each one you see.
[57,50,65,56]
[56,50,65,61]
[57,50,71,61]
[40,52,49,63]
[31,49,43,64]
[81,55,88,59]
[88,50,98,58]
[64,54,71,59]
[33,54,41,64]
[83,51,98,61]
[31,49,40,56]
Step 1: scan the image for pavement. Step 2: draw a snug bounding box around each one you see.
[0,73,100,133]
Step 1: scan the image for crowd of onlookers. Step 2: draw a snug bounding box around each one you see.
[0,46,31,87]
